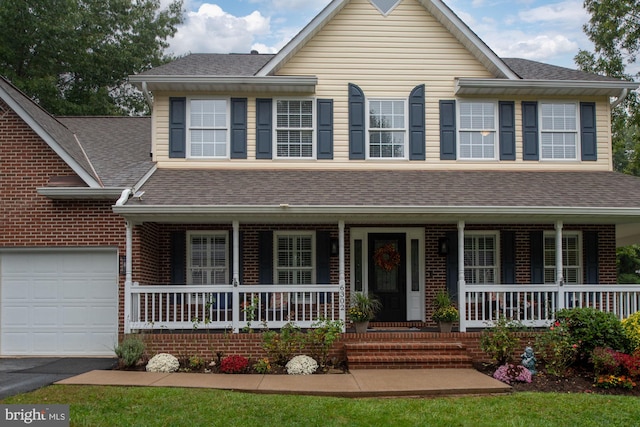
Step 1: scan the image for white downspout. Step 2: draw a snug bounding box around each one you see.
[232,221,240,333]
[555,221,565,311]
[339,220,346,332]
[124,220,133,334]
[457,220,467,332]
[611,88,628,109]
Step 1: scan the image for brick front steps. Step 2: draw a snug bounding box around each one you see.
[344,341,474,370]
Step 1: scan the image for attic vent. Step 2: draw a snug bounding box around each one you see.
[369,0,402,16]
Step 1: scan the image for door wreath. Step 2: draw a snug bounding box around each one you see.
[373,243,401,271]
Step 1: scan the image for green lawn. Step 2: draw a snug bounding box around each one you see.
[2,385,639,427]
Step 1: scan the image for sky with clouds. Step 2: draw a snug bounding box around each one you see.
[162,0,593,69]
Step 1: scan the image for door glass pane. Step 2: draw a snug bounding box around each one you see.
[355,240,363,292]
[411,239,419,291]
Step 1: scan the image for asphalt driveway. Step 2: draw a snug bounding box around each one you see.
[0,357,117,399]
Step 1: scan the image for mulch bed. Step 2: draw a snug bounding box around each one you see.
[475,362,640,396]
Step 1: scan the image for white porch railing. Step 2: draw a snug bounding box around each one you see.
[463,284,640,329]
[125,282,344,333]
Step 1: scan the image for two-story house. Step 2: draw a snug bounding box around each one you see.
[3,0,640,357]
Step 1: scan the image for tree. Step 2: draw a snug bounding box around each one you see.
[575,0,640,175]
[0,0,183,116]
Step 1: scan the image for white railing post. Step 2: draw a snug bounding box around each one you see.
[555,221,565,311]
[232,221,241,333]
[457,220,467,332]
[339,220,346,332]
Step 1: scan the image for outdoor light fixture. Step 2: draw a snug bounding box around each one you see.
[330,238,339,256]
[438,237,449,256]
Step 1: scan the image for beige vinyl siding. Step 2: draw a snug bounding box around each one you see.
[151,0,613,172]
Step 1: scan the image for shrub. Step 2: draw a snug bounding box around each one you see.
[614,350,640,379]
[114,336,146,368]
[253,358,272,374]
[594,374,637,390]
[188,356,206,371]
[535,320,578,377]
[146,353,180,373]
[480,317,522,365]
[622,312,640,351]
[305,318,343,369]
[555,307,630,362]
[262,322,306,366]
[492,364,532,385]
[285,355,318,375]
[591,347,619,376]
[220,355,249,374]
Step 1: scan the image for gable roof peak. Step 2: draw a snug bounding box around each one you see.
[256,0,518,79]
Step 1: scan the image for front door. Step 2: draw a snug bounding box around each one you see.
[368,233,406,322]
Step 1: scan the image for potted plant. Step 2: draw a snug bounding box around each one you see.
[348,292,382,333]
[432,290,459,333]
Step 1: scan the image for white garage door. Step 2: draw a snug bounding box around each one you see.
[1,250,118,356]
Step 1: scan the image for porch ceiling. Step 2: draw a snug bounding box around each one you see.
[114,169,640,234]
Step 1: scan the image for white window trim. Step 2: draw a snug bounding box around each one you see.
[543,231,582,284]
[457,100,498,161]
[273,231,316,285]
[273,98,317,160]
[539,101,580,161]
[186,98,230,160]
[186,231,229,285]
[366,98,409,160]
[464,231,500,285]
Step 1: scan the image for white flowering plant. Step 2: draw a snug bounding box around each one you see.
[146,353,180,373]
[285,355,318,375]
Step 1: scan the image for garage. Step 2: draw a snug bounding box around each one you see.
[1,250,118,356]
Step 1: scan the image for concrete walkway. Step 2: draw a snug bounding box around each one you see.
[56,368,511,398]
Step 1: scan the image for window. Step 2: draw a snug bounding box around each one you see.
[275,232,314,285]
[458,101,497,159]
[464,233,498,284]
[540,102,578,160]
[544,232,581,284]
[189,99,228,158]
[188,232,228,285]
[276,99,314,158]
[368,99,406,158]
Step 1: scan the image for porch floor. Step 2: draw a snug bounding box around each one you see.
[57,368,511,398]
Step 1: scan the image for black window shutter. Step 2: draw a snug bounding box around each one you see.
[169,97,186,158]
[409,84,426,160]
[530,231,544,284]
[258,231,273,284]
[522,101,539,161]
[256,98,273,159]
[445,231,459,301]
[499,101,516,161]
[316,231,331,284]
[170,231,186,284]
[317,99,334,159]
[580,102,597,161]
[439,100,456,160]
[584,231,599,284]
[230,98,247,159]
[348,83,366,160]
[501,231,516,284]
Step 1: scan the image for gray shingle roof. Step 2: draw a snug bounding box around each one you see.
[502,58,622,82]
[137,53,275,77]
[134,53,618,83]
[129,169,640,209]
[58,116,153,188]
[0,76,100,185]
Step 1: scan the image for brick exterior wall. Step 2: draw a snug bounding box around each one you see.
[138,331,540,366]
[0,101,128,334]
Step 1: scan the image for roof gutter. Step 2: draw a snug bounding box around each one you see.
[37,187,126,200]
[456,78,639,93]
[141,81,154,113]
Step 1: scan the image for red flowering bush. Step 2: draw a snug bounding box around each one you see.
[614,350,640,379]
[219,355,249,374]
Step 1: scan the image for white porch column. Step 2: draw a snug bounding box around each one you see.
[457,220,467,332]
[339,220,346,331]
[124,220,133,334]
[555,220,565,310]
[232,221,240,332]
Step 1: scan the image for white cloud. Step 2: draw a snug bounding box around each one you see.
[486,31,579,61]
[167,4,271,55]
[518,0,588,26]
